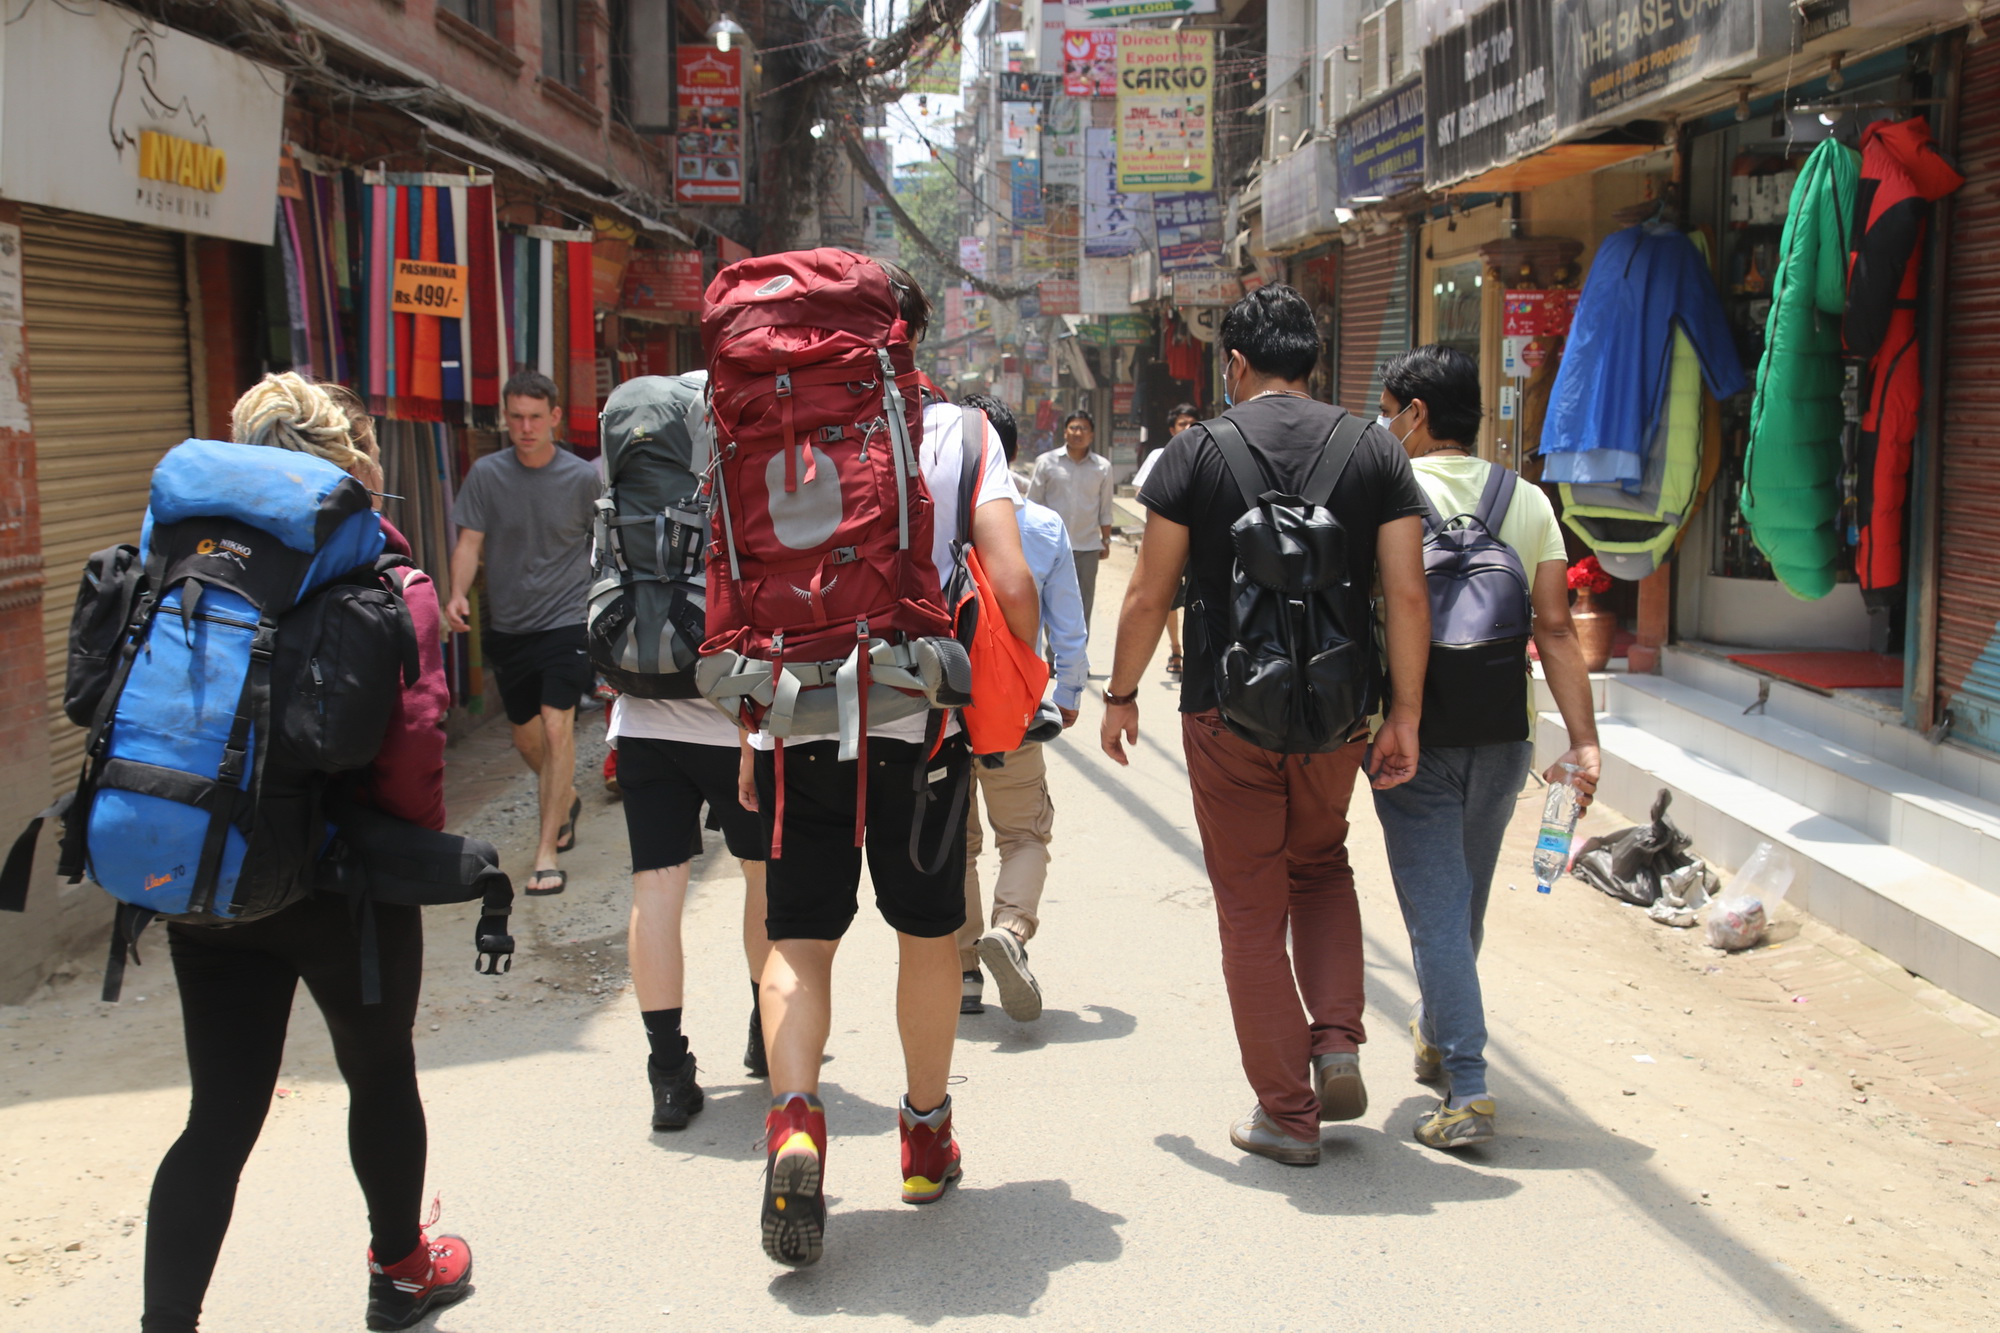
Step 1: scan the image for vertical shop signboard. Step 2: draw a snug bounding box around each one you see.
[676,48,744,205]
[1423,0,1554,190]
[1550,0,1761,128]
[959,236,986,278]
[1002,102,1043,159]
[1039,276,1082,315]
[908,38,963,96]
[1063,30,1118,95]
[1337,81,1427,204]
[1043,95,1086,187]
[1085,128,1142,257]
[1115,29,1213,192]
[1012,159,1045,222]
[1151,191,1222,271]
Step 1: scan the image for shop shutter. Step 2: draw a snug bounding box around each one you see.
[1335,226,1413,415]
[22,207,192,788]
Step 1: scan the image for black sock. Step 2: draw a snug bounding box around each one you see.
[642,1008,688,1069]
[750,977,762,1012]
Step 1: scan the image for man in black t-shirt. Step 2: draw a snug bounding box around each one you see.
[1101,284,1432,1167]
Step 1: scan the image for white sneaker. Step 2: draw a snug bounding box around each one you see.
[976,929,1043,1022]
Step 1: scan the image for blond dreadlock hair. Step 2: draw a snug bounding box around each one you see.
[230,373,383,498]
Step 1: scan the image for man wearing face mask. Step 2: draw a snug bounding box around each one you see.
[1102,285,1431,1166]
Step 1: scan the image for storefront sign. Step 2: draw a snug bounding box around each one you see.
[621,249,706,315]
[676,48,744,205]
[908,38,962,96]
[392,259,467,319]
[1115,29,1213,193]
[1107,314,1149,346]
[1002,102,1042,159]
[1006,162,1040,224]
[1551,0,1760,127]
[960,236,986,277]
[1063,30,1118,96]
[1043,96,1086,187]
[1085,129,1142,257]
[1039,276,1081,315]
[1077,0,1217,22]
[1152,191,1223,271]
[1167,268,1242,307]
[1113,383,1136,417]
[1423,0,1555,190]
[1129,245,1158,303]
[1501,287,1579,337]
[1338,82,1427,204]
[1082,257,1133,314]
[1,1,286,244]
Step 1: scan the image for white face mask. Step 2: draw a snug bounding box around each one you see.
[1378,402,1412,435]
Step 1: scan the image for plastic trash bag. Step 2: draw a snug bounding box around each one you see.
[1646,859,1717,928]
[1571,788,1695,908]
[1704,841,1796,950]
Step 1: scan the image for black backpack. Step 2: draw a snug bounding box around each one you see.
[1203,411,1373,755]
[1414,464,1535,748]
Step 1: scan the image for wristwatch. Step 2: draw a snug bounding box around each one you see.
[1102,686,1138,706]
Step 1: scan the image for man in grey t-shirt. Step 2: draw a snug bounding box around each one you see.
[445,371,600,894]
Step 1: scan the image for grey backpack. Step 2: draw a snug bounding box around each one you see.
[586,373,712,699]
[1416,463,1534,748]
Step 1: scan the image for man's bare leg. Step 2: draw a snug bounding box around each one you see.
[741,860,772,981]
[760,938,838,1097]
[897,932,960,1112]
[529,704,577,890]
[629,864,692,1010]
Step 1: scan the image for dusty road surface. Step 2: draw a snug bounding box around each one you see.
[5,546,1998,1332]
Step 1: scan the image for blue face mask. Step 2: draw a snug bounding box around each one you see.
[1221,356,1237,408]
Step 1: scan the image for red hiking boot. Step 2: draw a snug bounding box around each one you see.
[899,1094,963,1204]
[365,1204,473,1330]
[604,745,621,795]
[761,1093,827,1267]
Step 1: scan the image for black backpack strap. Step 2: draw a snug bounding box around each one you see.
[1471,463,1518,533]
[1203,417,1270,511]
[0,793,72,913]
[101,902,155,1003]
[957,406,984,553]
[1299,413,1369,510]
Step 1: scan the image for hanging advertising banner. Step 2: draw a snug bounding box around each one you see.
[1115,29,1213,193]
[1551,0,1761,128]
[944,286,968,340]
[1151,191,1223,271]
[908,38,963,96]
[1084,128,1143,258]
[1043,96,1086,187]
[1002,102,1042,159]
[1337,81,1427,203]
[1024,189,1080,270]
[1081,257,1133,314]
[675,47,744,204]
[1011,160,1046,222]
[1062,30,1119,96]
[0,0,287,244]
[959,236,986,277]
[620,249,705,315]
[1038,275,1082,315]
[1424,0,1554,190]
[1078,0,1218,23]
[1167,268,1242,307]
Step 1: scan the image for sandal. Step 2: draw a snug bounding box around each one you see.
[1167,653,1183,678]
[554,796,582,853]
[525,867,567,897]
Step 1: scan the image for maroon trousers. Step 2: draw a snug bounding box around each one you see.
[1182,711,1368,1141]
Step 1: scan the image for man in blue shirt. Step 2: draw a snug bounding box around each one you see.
[956,394,1089,1022]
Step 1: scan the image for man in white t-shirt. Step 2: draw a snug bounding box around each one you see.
[750,266,1039,1269]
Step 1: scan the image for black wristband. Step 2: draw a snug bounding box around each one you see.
[1102,687,1138,706]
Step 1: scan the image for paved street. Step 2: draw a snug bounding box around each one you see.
[5,547,1998,1333]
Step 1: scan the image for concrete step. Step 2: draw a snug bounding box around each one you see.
[1602,673,2000,893]
[1664,644,2000,806]
[1537,710,2000,1018]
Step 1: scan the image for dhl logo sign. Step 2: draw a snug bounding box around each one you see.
[138,130,227,194]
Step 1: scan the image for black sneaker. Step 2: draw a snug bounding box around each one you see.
[744,1007,769,1079]
[649,1052,704,1131]
[960,970,985,1015]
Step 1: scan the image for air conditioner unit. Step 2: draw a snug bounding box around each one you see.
[1385,0,1408,86]
[1359,10,1384,102]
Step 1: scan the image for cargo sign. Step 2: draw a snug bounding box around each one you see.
[675,48,744,205]
[1551,0,1759,127]
[1115,29,1213,192]
[392,259,466,318]
[1424,0,1555,189]
[1337,82,1425,204]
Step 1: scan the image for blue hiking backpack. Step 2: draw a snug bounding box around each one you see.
[2,440,386,996]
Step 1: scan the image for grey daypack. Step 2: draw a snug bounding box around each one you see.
[1416,463,1534,748]
[587,372,713,699]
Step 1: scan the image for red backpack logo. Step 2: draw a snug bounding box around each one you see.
[696,250,972,847]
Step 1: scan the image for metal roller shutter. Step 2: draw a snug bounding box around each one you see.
[1336,226,1413,416]
[23,208,193,786]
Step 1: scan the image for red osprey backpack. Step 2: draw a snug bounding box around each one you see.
[696,250,972,845]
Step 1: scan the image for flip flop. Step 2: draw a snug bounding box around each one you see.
[1167,653,1184,678]
[525,868,567,897]
[555,796,582,853]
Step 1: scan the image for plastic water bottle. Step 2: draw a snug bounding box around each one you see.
[1534,763,1583,894]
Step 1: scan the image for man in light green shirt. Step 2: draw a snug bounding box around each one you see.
[1372,345,1601,1152]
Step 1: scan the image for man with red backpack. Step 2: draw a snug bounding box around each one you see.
[700,254,1038,1267]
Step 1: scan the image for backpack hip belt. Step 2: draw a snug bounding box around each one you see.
[696,634,970,758]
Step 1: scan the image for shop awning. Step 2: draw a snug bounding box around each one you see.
[1445,144,1661,195]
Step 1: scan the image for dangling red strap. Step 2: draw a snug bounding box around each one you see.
[853,619,870,849]
[772,736,787,860]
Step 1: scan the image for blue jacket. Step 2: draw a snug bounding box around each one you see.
[1544,224,1746,488]
[1018,499,1091,709]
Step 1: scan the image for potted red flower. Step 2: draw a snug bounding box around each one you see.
[1567,555,1618,671]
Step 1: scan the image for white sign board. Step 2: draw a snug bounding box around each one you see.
[2,3,287,245]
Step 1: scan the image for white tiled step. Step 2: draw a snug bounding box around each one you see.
[1664,645,2000,806]
[1538,712,2000,1017]
[1602,673,2000,891]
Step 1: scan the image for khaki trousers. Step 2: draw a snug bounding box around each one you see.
[956,741,1055,971]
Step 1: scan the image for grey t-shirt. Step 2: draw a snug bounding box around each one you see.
[451,446,600,634]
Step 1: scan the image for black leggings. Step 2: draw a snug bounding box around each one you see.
[142,893,427,1333]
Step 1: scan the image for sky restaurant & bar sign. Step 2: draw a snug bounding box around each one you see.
[1424,0,1555,189]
